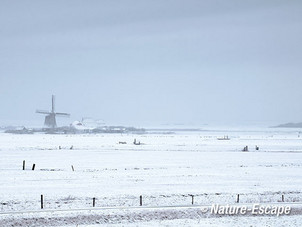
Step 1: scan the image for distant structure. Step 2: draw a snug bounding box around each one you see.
[36,95,70,128]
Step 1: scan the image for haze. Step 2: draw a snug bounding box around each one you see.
[0,0,301,127]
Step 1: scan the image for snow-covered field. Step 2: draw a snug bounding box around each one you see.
[0,127,301,226]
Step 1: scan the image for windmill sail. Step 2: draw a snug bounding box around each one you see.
[56,112,70,116]
[52,95,55,113]
[36,110,51,114]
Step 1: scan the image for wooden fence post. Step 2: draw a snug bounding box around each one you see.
[140,195,142,206]
[32,164,35,171]
[23,160,25,170]
[41,195,44,209]
[93,197,96,207]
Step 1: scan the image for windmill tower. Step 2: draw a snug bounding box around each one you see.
[36,95,70,128]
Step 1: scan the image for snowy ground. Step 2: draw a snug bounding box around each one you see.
[0,127,301,226]
[1,205,302,227]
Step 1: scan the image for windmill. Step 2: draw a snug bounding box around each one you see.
[36,95,70,128]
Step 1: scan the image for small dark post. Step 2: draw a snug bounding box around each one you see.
[140,195,142,206]
[41,194,44,209]
[93,197,96,207]
[237,194,240,203]
[191,195,194,205]
[282,195,284,202]
[32,164,36,171]
[71,165,74,171]
[243,146,248,152]
[23,160,25,170]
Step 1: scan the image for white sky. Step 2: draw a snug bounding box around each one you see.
[0,0,302,127]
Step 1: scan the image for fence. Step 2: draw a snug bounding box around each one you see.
[1,192,301,212]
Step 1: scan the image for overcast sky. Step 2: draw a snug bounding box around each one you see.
[0,0,301,127]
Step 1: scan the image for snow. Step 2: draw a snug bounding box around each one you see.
[1,205,302,226]
[0,127,301,225]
